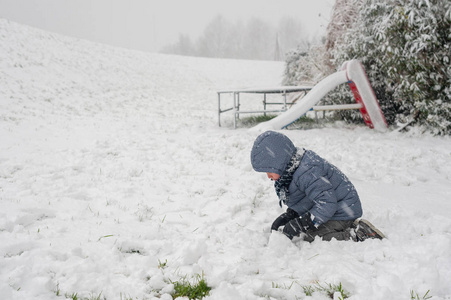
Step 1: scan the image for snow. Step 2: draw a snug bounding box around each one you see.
[1,19,451,300]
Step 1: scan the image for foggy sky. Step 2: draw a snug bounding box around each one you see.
[0,0,334,53]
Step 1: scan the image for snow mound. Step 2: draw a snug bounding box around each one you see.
[1,19,451,300]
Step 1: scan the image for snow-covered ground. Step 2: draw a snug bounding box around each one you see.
[1,19,451,300]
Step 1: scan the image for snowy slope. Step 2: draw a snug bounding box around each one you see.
[1,19,451,300]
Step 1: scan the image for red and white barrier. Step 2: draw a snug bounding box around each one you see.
[343,60,388,132]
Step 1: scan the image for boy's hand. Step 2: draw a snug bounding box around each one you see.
[271,208,299,231]
[282,212,316,239]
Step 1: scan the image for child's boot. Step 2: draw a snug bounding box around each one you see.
[354,219,385,241]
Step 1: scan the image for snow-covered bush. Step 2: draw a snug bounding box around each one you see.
[330,0,451,134]
[284,0,451,134]
[282,45,332,86]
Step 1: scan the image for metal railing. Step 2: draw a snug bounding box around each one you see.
[217,86,313,128]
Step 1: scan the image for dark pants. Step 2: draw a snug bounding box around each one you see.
[301,220,355,243]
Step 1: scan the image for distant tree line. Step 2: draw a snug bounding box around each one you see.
[160,15,313,61]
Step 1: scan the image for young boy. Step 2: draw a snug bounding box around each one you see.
[250,131,385,242]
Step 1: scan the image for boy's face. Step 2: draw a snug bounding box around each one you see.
[266,172,280,181]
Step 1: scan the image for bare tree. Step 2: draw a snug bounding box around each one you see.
[277,17,304,57]
[325,0,357,52]
[196,15,230,58]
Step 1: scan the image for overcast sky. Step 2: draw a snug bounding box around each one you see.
[0,0,335,53]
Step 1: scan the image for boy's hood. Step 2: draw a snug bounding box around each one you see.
[250,131,296,175]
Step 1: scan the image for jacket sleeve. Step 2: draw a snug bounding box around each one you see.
[296,168,338,224]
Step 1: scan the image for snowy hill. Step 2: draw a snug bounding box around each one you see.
[1,19,451,300]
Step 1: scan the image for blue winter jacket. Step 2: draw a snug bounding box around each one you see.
[251,131,362,224]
